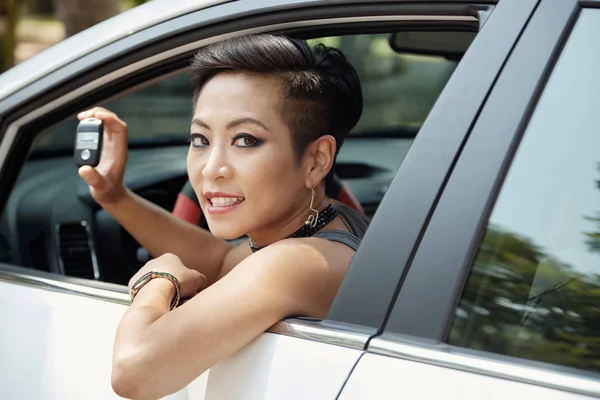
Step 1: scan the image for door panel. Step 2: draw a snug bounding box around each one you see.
[0,280,128,400]
[0,278,361,399]
[193,333,360,400]
[339,353,593,399]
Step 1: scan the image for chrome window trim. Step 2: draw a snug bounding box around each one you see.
[0,268,129,305]
[369,338,600,398]
[0,268,369,348]
[0,14,476,170]
[269,319,369,350]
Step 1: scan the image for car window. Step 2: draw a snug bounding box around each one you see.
[448,9,600,373]
[4,31,467,283]
[311,35,457,136]
[32,72,194,153]
[31,33,457,154]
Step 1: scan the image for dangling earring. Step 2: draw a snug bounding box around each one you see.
[305,187,319,227]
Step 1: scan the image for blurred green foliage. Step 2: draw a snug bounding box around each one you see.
[0,0,18,72]
[0,0,152,72]
[450,224,600,372]
[584,163,600,254]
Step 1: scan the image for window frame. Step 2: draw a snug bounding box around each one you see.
[374,0,600,387]
[0,0,495,349]
[329,0,526,329]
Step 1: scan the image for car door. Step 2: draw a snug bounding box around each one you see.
[340,0,600,398]
[0,1,510,399]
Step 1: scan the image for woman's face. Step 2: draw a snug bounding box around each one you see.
[187,72,311,242]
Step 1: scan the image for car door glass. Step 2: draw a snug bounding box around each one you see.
[449,9,600,373]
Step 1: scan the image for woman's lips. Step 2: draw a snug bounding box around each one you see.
[204,193,245,215]
[206,201,244,215]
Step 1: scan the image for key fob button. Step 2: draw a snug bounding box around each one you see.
[81,149,91,160]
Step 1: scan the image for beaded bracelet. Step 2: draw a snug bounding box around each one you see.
[130,271,181,311]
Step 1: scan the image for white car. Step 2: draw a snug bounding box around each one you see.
[1,0,600,398]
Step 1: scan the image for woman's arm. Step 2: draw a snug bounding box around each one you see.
[77,107,242,285]
[111,238,354,400]
[104,188,235,286]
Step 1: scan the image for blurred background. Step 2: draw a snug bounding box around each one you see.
[0,0,150,73]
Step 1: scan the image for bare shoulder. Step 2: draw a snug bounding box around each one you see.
[218,240,253,279]
[224,236,355,318]
[271,235,355,278]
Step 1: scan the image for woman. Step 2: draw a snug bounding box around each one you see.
[77,34,366,399]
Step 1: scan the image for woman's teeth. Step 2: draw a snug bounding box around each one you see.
[210,197,244,207]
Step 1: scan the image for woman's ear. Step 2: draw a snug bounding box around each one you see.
[305,135,336,188]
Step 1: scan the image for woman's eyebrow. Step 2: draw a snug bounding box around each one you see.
[190,118,210,129]
[226,117,270,132]
[190,117,270,131]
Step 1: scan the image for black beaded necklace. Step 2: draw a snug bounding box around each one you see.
[248,204,338,252]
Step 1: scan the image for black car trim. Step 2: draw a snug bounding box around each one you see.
[329,0,537,329]
[383,0,581,340]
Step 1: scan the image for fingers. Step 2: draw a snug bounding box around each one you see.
[78,106,120,122]
[78,165,107,191]
[78,107,128,179]
[78,107,128,137]
[142,253,208,295]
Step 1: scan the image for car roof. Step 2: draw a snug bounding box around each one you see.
[0,0,232,100]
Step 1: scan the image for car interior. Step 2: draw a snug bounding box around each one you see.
[0,28,476,286]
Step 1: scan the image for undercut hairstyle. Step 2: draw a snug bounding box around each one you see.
[190,34,363,161]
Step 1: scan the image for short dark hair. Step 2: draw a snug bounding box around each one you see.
[190,34,363,161]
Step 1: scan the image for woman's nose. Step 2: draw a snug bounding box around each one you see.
[201,147,233,181]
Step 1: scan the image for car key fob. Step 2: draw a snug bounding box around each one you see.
[74,117,103,167]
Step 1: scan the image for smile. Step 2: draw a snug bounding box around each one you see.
[209,197,244,207]
[204,193,245,215]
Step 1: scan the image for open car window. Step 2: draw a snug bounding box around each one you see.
[30,33,459,156]
[2,29,470,284]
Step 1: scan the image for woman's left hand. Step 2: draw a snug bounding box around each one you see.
[129,253,207,299]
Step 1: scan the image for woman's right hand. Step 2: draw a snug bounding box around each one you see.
[77,107,129,207]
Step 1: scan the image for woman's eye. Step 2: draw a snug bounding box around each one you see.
[232,134,259,148]
[190,134,209,148]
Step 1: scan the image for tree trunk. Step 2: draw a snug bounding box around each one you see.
[0,0,19,72]
[51,0,120,38]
